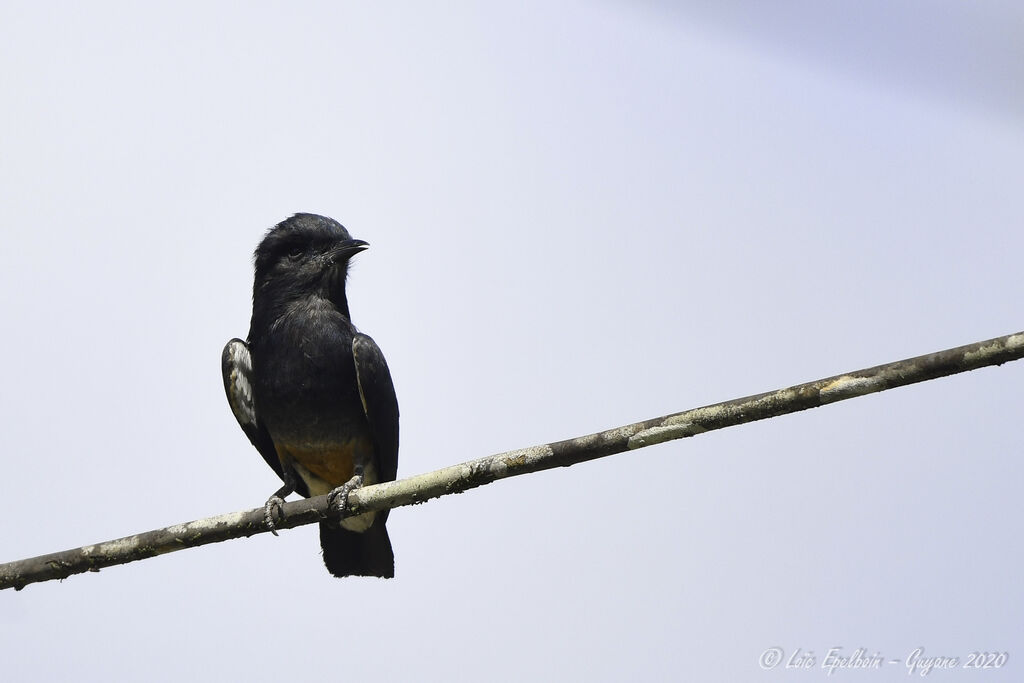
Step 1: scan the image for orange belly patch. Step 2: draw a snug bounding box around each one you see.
[275,438,372,496]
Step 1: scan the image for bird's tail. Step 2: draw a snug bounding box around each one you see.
[319,516,394,578]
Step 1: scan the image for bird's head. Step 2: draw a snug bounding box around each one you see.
[252,213,368,316]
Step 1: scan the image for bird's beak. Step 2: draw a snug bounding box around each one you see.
[327,239,369,264]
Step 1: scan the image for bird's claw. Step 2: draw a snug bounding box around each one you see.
[264,495,286,536]
[327,474,364,517]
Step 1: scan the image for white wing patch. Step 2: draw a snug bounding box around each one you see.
[224,339,258,427]
[352,339,371,419]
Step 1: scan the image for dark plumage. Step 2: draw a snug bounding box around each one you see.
[222,213,399,578]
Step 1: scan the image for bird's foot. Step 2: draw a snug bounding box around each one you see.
[264,495,286,536]
[327,474,364,519]
[263,480,295,536]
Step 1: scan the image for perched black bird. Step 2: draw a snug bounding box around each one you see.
[222,213,399,578]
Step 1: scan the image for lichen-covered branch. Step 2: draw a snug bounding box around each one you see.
[2,331,1022,590]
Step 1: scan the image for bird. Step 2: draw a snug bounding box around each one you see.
[221,213,399,578]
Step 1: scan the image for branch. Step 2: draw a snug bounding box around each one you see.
[3,331,1022,590]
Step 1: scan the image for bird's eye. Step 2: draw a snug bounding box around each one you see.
[287,246,304,260]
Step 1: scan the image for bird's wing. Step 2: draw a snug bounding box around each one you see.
[352,333,400,484]
[221,338,284,480]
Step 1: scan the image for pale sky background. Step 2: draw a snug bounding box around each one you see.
[1,2,1022,681]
